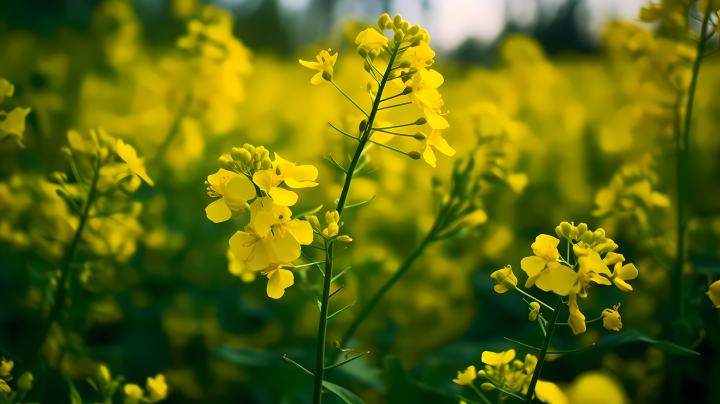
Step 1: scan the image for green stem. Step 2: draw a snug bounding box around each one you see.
[331,80,368,117]
[311,41,401,404]
[470,383,492,404]
[673,1,710,328]
[514,288,554,312]
[22,156,101,369]
[378,101,412,111]
[524,296,564,404]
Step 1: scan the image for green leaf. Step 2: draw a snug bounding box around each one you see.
[383,357,458,404]
[323,155,348,173]
[322,380,367,404]
[65,376,83,404]
[596,329,700,356]
[345,195,376,209]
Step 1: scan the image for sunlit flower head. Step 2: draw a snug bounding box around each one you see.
[116,138,154,186]
[355,28,388,53]
[261,263,295,299]
[205,168,256,223]
[521,235,561,288]
[299,49,337,85]
[252,153,319,206]
[491,265,517,294]
[452,365,477,386]
[602,303,623,331]
[481,349,515,366]
[419,129,455,168]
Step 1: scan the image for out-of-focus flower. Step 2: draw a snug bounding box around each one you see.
[490,265,517,293]
[17,371,33,392]
[116,138,154,186]
[355,28,388,52]
[0,107,31,147]
[227,247,256,282]
[602,303,623,331]
[535,380,569,404]
[418,129,455,168]
[707,280,720,308]
[124,374,167,404]
[481,349,515,366]
[204,169,255,223]
[452,365,476,386]
[299,49,337,85]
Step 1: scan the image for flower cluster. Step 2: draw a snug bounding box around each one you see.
[0,78,31,148]
[204,144,321,299]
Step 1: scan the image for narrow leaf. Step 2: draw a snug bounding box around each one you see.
[345,195,376,209]
[323,155,348,173]
[322,380,368,404]
[327,301,356,320]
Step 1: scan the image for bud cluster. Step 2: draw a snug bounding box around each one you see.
[306,211,352,242]
[555,221,618,255]
[221,143,273,173]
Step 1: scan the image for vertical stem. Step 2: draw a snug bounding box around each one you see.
[311,42,401,404]
[22,157,101,368]
[524,296,564,404]
[673,1,711,327]
[151,95,191,165]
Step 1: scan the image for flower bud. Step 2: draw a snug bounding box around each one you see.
[490,265,517,293]
[363,60,372,73]
[243,143,256,155]
[477,370,488,379]
[218,156,232,170]
[377,13,391,30]
[415,117,427,125]
[410,37,422,47]
[407,151,422,160]
[306,215,321,230]
[357,46,368,59]
[254,160,261,170]
[359,119,368,134]
[260,156,273,170]
[336,235,352,242]
[393,30,404,43]
[408,24,420,35]
[397,59,411,69]
[393,14,403,29]
[401,86,413,95]
[481,383,496,392]
[601,304,622,332]
[327,222,339,238]
[580,230,593,244]
[369,48,381,60]
[322,71,333,82]
[413,132,427,140]
[528,302,540,321]
[408,67,419,75]
[576,222,588,238]
[98,364,111,384]
[401,21,410,32]
[17,371,33,392]
[555,221,575,240]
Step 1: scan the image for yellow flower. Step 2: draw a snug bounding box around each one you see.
[520,235,562,288]
[419,129,455,168]
[568,292,586,335]
[0,78,13,103]
[262,263,295,299]
[535,380,568,404]
[229,224,279,272]
[481,349,515,366]
[17,371,33,392]
[0,379,9,393]
[253,153,319,206]
[708,280,720,308]
[299,49,337,85]
[528,302,541,321]
[355,28,388,52]
[609,261,638,292]
[204,168,256,223]
[124,384,144,403]
[146,374,167,402]
[116,138,154,186]
[228,247,256,283]
[602,304,623,331]
[453,365,477,386]
[491,265,517,293]
[0,358,13,377]
[322,210,340,238]
[0,107,31,146]
[409,69,449,129]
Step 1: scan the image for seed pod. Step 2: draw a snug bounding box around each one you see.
[407,151,422,160]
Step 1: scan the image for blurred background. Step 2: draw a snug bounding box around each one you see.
[1,0,720,403]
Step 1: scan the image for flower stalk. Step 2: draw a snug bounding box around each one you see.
[524,296,563,404]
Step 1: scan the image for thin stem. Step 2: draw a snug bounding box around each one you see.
[372,128,413,136]
[379,92,407,103]
[312,42,402,404]
[556,315,602,326]
[331,80,368,117]
[470,383,492,404]
[513,288,554,312]
[673,0,711,329]
[524,296,564,404]
[284,355,315,377]
[324,351,370,370]
[373,122,417,130]
[368,137,414,156]
[378,101,412,111]
[22,155,101,370]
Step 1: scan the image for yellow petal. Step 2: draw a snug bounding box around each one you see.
[535,380,569,404]
[267,268,294,299]
[521,255,547,287]
[206,199,232,223]
[269,187,298,206]
[254,211,276,238]
[0,107,31,137]
[252,170,273,192]
[289,164,318,182]
[271,231,301,263]
[299,59,322,70]
[423,105,449,129]
[286,219,313,245]
[422,142,437,167]
[429,134,456,157]
[481,350,515,366]
[284,178,319,188]
[229,230,271,271]
[224,175,256,211]
[535,263,578,296]
[310,71,324,85]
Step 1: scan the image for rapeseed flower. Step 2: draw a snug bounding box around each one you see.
[116,139,155,186]
[299,49,337,85]
[520,235,562,288]
[453,365,477,386]
[706,280,720,308]
[491,265,517,293]
[602,304,623,331]
[204,169,256,223]
[419,129,455,168]
[252,153,319,206]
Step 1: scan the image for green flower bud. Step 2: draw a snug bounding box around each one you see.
[407,151,422,160]
[397,59,411,69]
[401,21,410,32]
[481,383,496,392]
[336,235,353,242]
[401,86,413,95]
[415,117,427,125]
[260,156,272,170]
[359,119,368,134]
[377,13,391,30]
[576,222,588,238]
[393,14,403,29]
[219,156,232,170]
[305,215,321,230]
[413,132,427,140]
[17,371,33,392]
[357,46,368,59]
[243,143,256,155]
[393,30,404,43]
[408,24,420,35]
[322,71,333,81]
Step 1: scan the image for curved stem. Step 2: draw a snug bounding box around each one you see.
[22,156,101,369]
[514,288,554,312]
[331,80,368,117]
[524,296,564,404]
[312,42,401,404]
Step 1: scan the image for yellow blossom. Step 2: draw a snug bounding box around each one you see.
[253,197,313,255]
[452,365,477,386]
[146,374,167,402]
[299,49,337,85]
[535,380,569,404]
[708,280,720,308]
[355,28,388,52]
[491,265,517,293]
[229,224,279,272]
[0,379,9,393]
[204,168,256,223]
[602,304,623,331]
[408,69,449,129]
[262,263,295,299]
[252,153,319,206]
[481,349,515,366]
[116,138,154,186]
[17,371,33,392]
[0,358,13,377]
[0,78,13,102]
[609,261,638,292]
[228,247,256,283]
[0,107,32,146]
[520,235,562,288]
[568,292,586,335]
[124,383,144,403]
[419,129,455,168]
